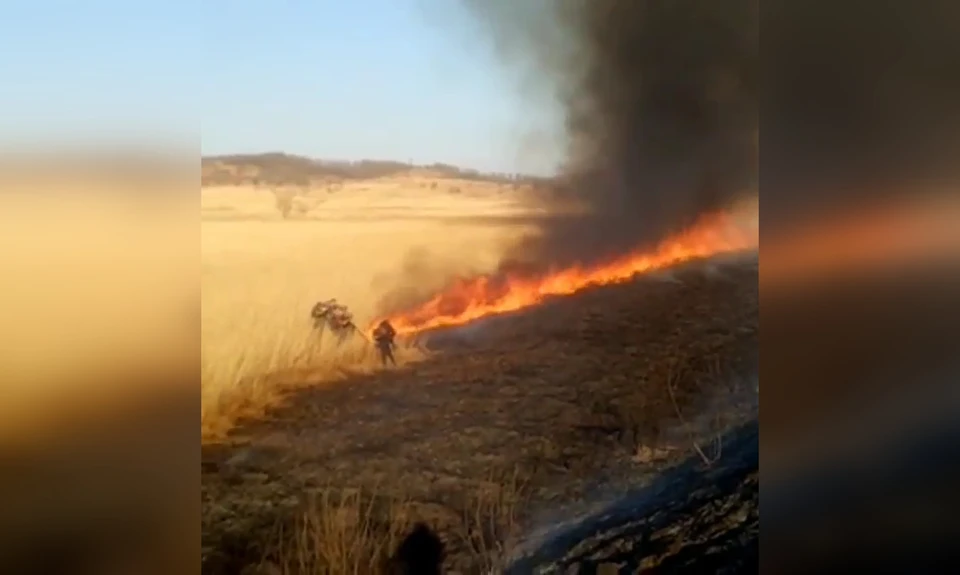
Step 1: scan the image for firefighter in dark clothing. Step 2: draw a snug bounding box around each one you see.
[373,319,397,366]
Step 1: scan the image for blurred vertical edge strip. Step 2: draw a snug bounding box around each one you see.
[0,146,201,575]
[761,0,960,571]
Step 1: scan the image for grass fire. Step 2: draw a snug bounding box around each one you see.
[199,167,760,574]
[374,202,759,337]
[200,0,761,570]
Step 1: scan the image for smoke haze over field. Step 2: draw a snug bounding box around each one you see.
[457,0,758,268]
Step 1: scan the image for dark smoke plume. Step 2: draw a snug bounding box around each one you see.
[460,1,960,255]
[460,0,758,268]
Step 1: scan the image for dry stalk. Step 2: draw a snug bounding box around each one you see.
[665,356,723,468]
[269,486,413,575]
[455,468,527,574]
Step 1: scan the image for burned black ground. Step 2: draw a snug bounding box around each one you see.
[201,254,758,574]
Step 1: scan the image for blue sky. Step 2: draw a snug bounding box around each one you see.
[0,0,563,174]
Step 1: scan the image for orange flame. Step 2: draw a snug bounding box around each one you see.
[373,206,759,336]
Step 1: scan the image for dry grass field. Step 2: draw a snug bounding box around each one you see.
[200,175,540,442]
[200,160,759,574]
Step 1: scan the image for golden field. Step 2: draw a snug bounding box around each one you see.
[200,176,538,441]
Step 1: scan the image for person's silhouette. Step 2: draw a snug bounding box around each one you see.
[387,523,444,574]
[373,319,398,366]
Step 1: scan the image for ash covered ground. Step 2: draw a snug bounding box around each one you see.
[201,252,758,574]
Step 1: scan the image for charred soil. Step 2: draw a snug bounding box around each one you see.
[201,255,758,574]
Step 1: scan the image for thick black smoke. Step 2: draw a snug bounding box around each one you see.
[460,1,960,258]
[460,0,758,268]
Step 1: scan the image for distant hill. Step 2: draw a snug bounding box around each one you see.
[201,153,544,188]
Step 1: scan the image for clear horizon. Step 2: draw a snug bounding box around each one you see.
[200,151,548,177]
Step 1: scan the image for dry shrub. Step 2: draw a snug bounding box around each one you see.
[268,489,414,575]
[273,190,296,218]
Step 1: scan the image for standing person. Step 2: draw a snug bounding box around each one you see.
[373,319,398,367]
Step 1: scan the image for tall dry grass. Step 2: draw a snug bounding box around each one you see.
[201,183,531,441]
[261,470,526,575]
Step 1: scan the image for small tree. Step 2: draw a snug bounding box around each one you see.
[271,188,295,219]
